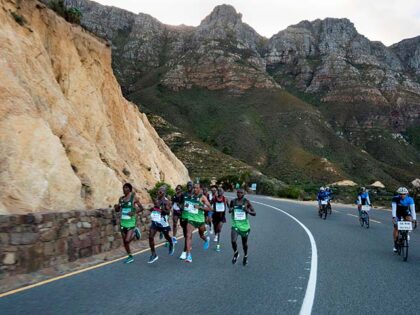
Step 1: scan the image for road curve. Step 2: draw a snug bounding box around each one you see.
[1,195,420,314]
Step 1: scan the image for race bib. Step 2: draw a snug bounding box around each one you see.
[151,211,161,222]
[185,202,198,214]
[398,221,412,231]
[234,210,246,221]
[361,205,370,211]
[320,200,328,205]
[215,202,225,212]
[121,208,131,220]
[172,203,180,211]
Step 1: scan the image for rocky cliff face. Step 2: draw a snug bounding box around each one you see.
[0,0,189,214]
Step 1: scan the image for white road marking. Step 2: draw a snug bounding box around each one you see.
[253,201,318,315]
[346,213,382,224]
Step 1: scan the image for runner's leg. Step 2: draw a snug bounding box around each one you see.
[149,228,158,255]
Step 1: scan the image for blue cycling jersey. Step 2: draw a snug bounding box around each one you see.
[317,191,330,201]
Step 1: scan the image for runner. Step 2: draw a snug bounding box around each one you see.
[183,183,212,263]
[113,183,144,264]
[171,185,184,245]
[203,187,214,235]
[211,187,229,252]
[229,188,256,266]
[179,181,194,260]
[148,186,174,264]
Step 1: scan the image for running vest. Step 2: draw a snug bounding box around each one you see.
[231,198,250,232]
[120,193,136,228]
[213,196,226,212]
[183,193,205,223]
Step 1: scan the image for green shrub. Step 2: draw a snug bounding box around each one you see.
[277,186,302,199]
[48,0,82,25]
[147,181,175,200]
[11,11,26,26]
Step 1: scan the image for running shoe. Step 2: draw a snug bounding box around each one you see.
[169,242,175,255]
[214,235,218,242]
[123,255,134,264]
[243,256,248,266]
[393,247,397,253]
[232,251,239,264]
[164,242,169,247]
[172,236,178,244]
[185,253,192,263]
[203,236,210,250]
[216,244,221,252]
[179,251,187,260]
[148,254,159,264]
[134,227,141,240]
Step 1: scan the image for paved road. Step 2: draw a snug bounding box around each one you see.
[1,195,420,314]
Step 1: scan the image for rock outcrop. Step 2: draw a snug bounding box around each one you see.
[0,0,189,214]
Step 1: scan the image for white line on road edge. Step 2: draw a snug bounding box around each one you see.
[252,201,317,315]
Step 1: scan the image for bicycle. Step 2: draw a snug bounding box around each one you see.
[327,201,332,215]
[359,205,370,228]
[318,200,328,220]
[395,220,416,262]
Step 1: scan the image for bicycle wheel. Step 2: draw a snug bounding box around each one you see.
[401,234,409,261]
[365,213,369,229]
[359,213,364,227]
[323,207,327,220]
[327,204,332,215]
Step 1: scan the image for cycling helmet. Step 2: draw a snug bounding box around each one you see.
[397,187,409,194]
[326,186,330,190]
[360,187,366,192]
[320,187,325,191]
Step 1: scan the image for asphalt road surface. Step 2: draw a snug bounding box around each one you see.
[1,194,420,315]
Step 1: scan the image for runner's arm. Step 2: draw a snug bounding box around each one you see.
[114,198,121,212]
[200,196,212,212]
[229,200,234,213]
[245,201,256,216]
[134,196,144,213]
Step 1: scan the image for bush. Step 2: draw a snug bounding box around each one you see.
[148,181,175,200]
[48,0,82,25]
[11,11,26,26]
[277,186,302,199]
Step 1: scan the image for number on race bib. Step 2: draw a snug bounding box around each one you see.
[151,211,162,222]
[185,203,198,214]
[215,202,225,212]
[121,208,131,220]
[234,210,246,221]
[398,221,413,231]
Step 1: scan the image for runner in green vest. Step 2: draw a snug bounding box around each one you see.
[114,183,144,264]
[179,181,194,260]
[184,183,212,263]
[229,188,256,266]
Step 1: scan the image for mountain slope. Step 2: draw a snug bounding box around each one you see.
[64,0,420,187]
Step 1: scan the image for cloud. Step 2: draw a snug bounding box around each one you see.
[94,0,420,45]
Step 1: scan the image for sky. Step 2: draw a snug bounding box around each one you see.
[93,0,420,46]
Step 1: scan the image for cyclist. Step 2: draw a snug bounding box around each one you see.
[357,187,371,218]
[392,187,417,253]
[317,187,329,213]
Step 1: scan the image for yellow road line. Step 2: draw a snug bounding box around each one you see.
[0,233,192,299]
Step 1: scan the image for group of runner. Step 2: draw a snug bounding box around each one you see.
[114,181,256,266]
